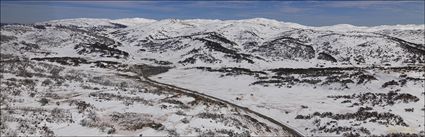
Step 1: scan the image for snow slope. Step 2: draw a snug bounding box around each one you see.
[1,18,424,136]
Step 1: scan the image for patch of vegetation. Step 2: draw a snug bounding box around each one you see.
[357,74,377,84]
[318,52,337,62]
[20,41,40,51]
[255,36,315,60]
[382,80,399,88]
[269,67,355,76]
[129,64,172,76]
[295,107,408,127]
[32,57,88,66]
[0,35,17,43]
[195,38,255,64]
[89,92,153,106]
[179,53,222,65]
[74,42,129,59]
[193,67,267,77]
[328,91,419,106]
[140,58,173,65]
[39,98,49,106]
[109,112,163,130]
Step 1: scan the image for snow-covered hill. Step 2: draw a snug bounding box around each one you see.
[3,18,423,68]
[1,18,424,136]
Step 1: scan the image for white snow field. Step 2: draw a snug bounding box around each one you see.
[1,18,424,136]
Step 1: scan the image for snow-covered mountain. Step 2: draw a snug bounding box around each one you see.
[1,18,424,136]
[2,17,423,68]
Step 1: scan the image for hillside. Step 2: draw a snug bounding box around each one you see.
[1,18,424,136]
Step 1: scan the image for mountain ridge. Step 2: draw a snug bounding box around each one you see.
[2,18,424,68]
[35,17,425,31]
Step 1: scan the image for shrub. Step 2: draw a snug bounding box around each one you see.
[39,98,49,106]
[42,79,53,86]
[382,80,399,88]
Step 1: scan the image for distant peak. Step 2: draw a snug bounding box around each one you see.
[36,17,424,31]
[244,18,279,22]
[111,18,157,26]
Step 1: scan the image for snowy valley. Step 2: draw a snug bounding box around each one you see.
[1,18,424,136]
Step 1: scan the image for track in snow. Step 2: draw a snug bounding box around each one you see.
[140,74,304,137]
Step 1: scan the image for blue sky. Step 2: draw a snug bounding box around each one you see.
[1,1,424,26]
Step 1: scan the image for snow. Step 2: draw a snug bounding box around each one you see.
[151,67,425,136]
[111,18,157,26]
[1,17,424,136]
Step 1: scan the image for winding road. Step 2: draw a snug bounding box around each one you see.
[140,74,304,137]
